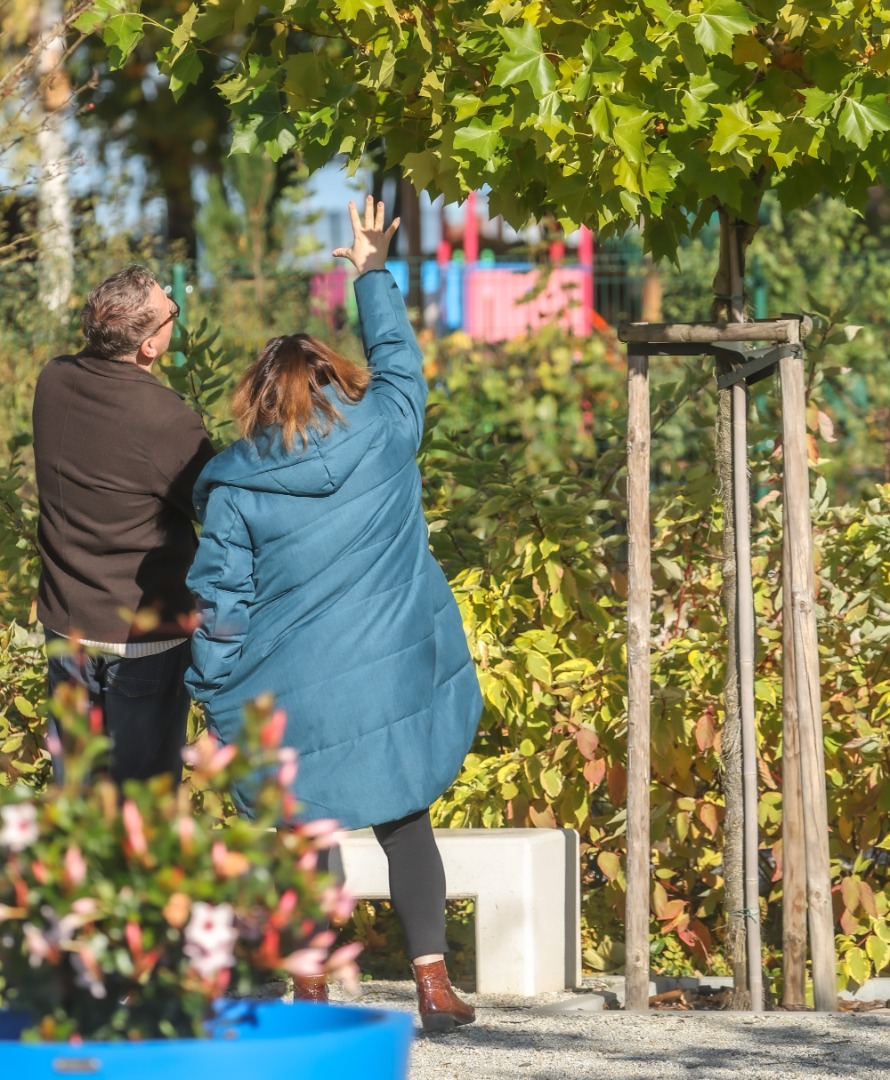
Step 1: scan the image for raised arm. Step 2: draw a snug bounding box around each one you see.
[333,197,427,448]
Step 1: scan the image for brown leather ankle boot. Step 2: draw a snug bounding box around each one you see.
[413,960,475,1033]
[293,974,329,1003]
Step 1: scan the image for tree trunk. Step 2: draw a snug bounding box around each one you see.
[399,176,423,311]
[34,0,73,318]
[713,208,756,1010]
[162,171,198,261]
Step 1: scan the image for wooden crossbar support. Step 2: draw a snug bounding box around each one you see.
[618,316,813,345]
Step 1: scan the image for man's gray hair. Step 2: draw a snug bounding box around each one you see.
[81,265,161,361]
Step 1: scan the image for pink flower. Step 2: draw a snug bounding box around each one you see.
[211,841,250,878]
[280,947,327,978]
[277,748,298,789]
[182,735,237,775]
[260,709,287,750]
[177,815,195,853]
[210,743,237,772]
[271,889,298,928]
[22,905,91,967]
[64,845,87,887]
[22,923,53,965]
[299,819,345,850]
[72,945,107,999]
[163,892,191,929]
[125,921,143,958]
[122,800,147,856]
[325,942,363,991]
[298,850,318,872]
[321,884,356,924]
[183,901,238,980]
[0,804,39,852]
[88,706,103,735]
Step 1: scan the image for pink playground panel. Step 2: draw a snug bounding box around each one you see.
[464,266,592,341]
[310,265,348,326]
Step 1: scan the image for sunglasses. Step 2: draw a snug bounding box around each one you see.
[145,298,181,340]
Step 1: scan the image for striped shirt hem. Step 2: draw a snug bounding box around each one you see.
[48,632,187,660]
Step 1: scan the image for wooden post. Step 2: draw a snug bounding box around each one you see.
[782,497,808,1005]
[726,229,761,1010]
[732,378,763,1011]
[625,347,651,1012]
[779,330,837,1012]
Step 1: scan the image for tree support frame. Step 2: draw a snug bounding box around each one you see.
[617,316,835,1014]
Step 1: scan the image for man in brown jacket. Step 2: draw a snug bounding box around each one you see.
[32,265,215,784]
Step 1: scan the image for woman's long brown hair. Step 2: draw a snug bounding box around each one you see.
[232,334,370,450]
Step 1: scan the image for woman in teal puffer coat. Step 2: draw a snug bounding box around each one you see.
[185,198,481,1031]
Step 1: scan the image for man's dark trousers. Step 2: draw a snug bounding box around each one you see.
[46,632,191,785]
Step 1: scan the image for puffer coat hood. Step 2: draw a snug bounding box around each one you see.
[186,271,482,829]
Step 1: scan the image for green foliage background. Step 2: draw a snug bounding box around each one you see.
[1,202,889,995]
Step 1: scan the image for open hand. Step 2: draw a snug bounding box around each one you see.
[332,196,400,276]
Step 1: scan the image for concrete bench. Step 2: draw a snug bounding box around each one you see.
[331,827,581,996]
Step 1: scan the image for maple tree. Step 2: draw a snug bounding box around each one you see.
[79,0,890,263]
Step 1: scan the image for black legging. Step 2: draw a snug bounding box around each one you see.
[321,808,448,959]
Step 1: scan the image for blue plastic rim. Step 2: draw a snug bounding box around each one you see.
[0,1000,414,1080]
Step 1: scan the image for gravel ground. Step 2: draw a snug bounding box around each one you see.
[334,981,890,1080]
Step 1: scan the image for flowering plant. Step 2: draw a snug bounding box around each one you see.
[0,684,359,1041]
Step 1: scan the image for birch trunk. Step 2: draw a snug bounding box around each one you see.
[34,0,73,318]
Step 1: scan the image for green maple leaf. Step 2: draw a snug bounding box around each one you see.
[167,43,204,101]
[801,87,838,119]
[837,97,890,150]
[401,151,438,193]
[73,0,130,36]
[711,101,752,155]
[284,53,328,109]
[338,0,381,20]
[453,118,503,162]
[613,111,651,165]
[691,0,759,57]
[491,22,557,98]
[105,13,144,67]
[193,6,237,41]
[230,115,262,155]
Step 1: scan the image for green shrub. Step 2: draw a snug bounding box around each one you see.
[1,288,888,995]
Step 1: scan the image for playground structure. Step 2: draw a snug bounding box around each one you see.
[310,191,599,340]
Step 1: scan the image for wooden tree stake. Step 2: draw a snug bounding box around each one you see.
[625,349,652,1012]
[732,379,764,1011]
[781,495,808,1005]
[779,337,837,1012]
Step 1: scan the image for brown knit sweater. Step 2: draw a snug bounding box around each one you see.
[32,354,216,643]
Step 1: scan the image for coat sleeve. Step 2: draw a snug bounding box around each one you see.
[184,485,254,706]
[354,269,427,450]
